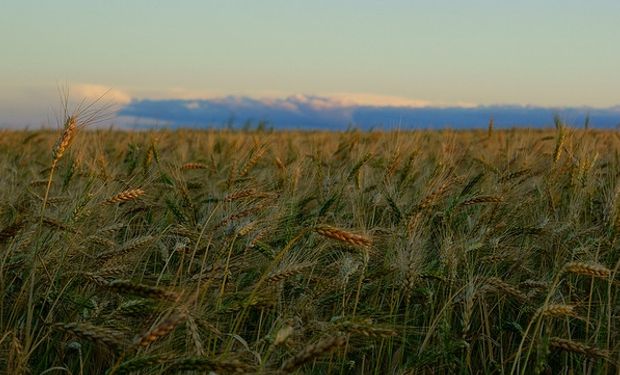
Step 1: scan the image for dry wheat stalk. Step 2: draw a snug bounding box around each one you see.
[415,179,454,210]
[103,279,179,301]
[42,216,77,233]
[29,179,50,187]
[97,222,125,234]
[87,235,116,249]
[238,146,266,178]
[274,156,286,170]
[481,254,508,264]
[185,315,205,355]
[181,162,209,170]
[97,266,128,277]
[52,116,77,164]
[280,335,346,372]
[402,267,418,296]
[111,354,175,375]
[14,226,36,252]
[96,235,155,260]
[267,263,315,283]
[499,169,532,183]
[460,195,504,206]
[36,195,70,205]
[142,144,155,171]
[236,220,258,237]
[7,332,26,374]
[314,225,372,248]
[135,310,186,348]
[116,299,156,316]
[553,129,566,164]
[190,261,231,282]
[214,204,265,229]
[519,279,549,290]
[335,319,397,338]
[384,150,402,182]
[563,262,611,279]
[102,188,145,205]
[472,157,500,175]
[484,277,528,301]
[549,337,609,359]
[539,304,578,318]
[223,188,257,202]
[168,224,198,240]
[53,322,126,351]
[226,158,238,188]
[81,272,108,286]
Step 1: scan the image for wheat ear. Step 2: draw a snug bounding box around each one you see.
[280,335,346,372]
[549,337,609,359]
[314,225,372,248]
[102,188,145,205]
[563,262,611,279]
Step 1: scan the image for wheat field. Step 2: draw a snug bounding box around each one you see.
[0,124,619,374]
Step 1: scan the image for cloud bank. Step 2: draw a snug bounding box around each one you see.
[118,95,620,130]
[73,84,132,105]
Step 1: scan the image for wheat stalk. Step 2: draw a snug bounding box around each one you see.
[314,225,372,248]
[53,322,126,351]
[223,188,257,202]
[181,162,209,170]
[135,310,186,348]
[96,235,155,260]
[97,222,125,234]
[280,335,346,372]
[549,337,609,359]
[539,304,578,318]
[267,262,314,283]
[7,332,26,374]
[335,319,397,338]
[238,146,266,178]
[484,277,528,301]
[103,279,179,301]
[110,354,174,375]
[102,188,145,205]
[460,195,504,206]
[563,262,611,279]
[52,116,77,164]
[415,179,454,210]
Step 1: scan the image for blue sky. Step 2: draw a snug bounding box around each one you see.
[1,1,619,128]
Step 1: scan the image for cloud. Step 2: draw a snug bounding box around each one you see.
[73,84,132,104]
[118,94,620,130]
[0,83,133,127]
[129,87,224,101]
[184,101,201,110]
[325,93,434,108]
[119,95,351,129]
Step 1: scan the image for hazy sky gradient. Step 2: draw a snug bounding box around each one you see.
[1,1,619,126]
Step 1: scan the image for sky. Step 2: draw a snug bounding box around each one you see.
[1,1,619,129]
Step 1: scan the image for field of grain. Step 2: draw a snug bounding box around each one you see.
[0,124,619,374]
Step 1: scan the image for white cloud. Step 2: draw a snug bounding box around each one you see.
[131,87,222,100]
[184,101,200,109]
[325,93,434,108]
[73,84,132,104]
[125,87,479,110]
